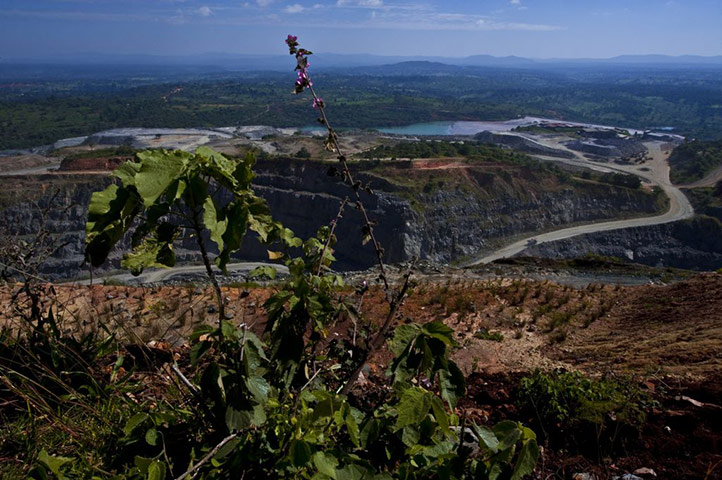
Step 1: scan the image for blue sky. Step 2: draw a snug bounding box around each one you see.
[1,0,721,59]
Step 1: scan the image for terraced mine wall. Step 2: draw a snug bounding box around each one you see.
[524,215,722,271]
[0,158,668,279]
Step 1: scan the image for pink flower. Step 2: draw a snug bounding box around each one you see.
[285,35,298,46]
[313,97,325,109]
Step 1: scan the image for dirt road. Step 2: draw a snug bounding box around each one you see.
[465,140,694,265]
[679,164,722,188]
[76,262,289,285]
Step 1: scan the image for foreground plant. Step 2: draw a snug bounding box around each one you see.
[5,36,540,479]
[85,147,295,339]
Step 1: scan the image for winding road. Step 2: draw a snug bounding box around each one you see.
[1,128,697,275]
[464,139,694,265]
[75,262,289,285]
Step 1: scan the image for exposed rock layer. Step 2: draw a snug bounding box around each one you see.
[0,159,671,279]
[525,215,722,271]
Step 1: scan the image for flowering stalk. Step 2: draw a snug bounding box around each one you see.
[285,35,390,290]
[285,35,418,395]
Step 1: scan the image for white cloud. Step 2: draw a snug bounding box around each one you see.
[7,1,558,32]
[284,3,304,13]
[337,0,383,7]
[358,10,562,32]
[510,0,521,4]
[0,8,153,23]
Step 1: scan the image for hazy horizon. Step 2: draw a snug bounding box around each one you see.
[1,0,721,60]
[5,51,722,63]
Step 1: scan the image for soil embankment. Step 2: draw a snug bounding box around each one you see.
[1,271,719,479]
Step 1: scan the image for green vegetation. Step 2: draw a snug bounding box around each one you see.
[518,370,654,454]
[474,329,504,342]
[668,140,722,184]
[512,125,582,137]
[579,169,643,190]
[62,146,138,160]
[358,142,663,222]
[362,140,532,164]
[685,180,722,221]
[2,66,722,150]
[519,369,651,428]
[597,172,642,189]
[295,146,311,158]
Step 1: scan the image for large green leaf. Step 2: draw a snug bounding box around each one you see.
[346,412,361,448]
[123,413,150,437]
[196,146,239,188]
[87,183,120,218]
[430,397,451,436]
[245,375,270,404]
[336,464,368,480]
[217,200,249,271]
[85,184,140,266]
[232,151,257,187]
[114,160,141,187]
[135,149,190,207]
[475,425,500,453]
[511,439,539,480]
[121,223,178,275]
[37,450,73,479]
[185,172,208,209]
[290,440,312,468]
[395,387,432,431]
[438,362,466,409]
[225,407,252,432]
[422,320,456,346]
[243,331,269,372]
[147,460,166,480]
[145,428,159,446]
[388,324,420,356]
[203,196,227,251]
[312,452,338,479]
[493,421,523,463]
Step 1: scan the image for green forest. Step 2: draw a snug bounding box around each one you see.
[2,65,722,150]
[668,140,722,184]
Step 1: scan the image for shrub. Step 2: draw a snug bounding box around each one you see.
[518,370,653,455]
[474,328,504,342]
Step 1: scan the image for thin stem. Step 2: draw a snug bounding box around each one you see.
[171,362,200,397]
[288,42,417,395]
[315,197,348,276]
[173,433,238,480]
[457,408,468,454]
[308,84,389,290]
[191,208,225,341]
[339,262,414,395]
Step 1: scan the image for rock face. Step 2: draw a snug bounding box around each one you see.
[525,216,722,271]
[0,159,670,280]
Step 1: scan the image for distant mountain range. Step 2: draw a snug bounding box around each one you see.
[3,52,722,71]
